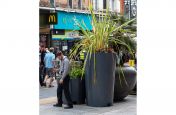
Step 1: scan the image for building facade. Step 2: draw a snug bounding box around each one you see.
[39,0,124,54]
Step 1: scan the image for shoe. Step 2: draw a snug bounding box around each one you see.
[49,85,54,87]
[64,105,73,109]
[53,103,62,107]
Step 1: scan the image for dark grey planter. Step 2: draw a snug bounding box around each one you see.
[114,65,137,101]
[133,84,137,92]
[130,83,137,95]
[70,78,85,104]
[62,78,85,104]
[85,52,116,107]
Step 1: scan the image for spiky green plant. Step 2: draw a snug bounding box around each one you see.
[69,5,136,80]
[109,14,137,87]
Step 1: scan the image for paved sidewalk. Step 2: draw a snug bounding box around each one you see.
[40,80,57,99]
[40,95,136,115]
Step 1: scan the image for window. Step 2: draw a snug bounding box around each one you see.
[82,0,89,10]
[95,0,98,10]
[50,0,55,8]
[55,0,68,8]
[92,0,98,10]
[39,0,50,7]
[112,0,115,11]
[78,0,81,9]
[68,0,73,8]
[103,0,107,9]
[73,0,78,9]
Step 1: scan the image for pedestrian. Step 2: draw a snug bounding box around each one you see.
[39,45,46,87]
[53,51,73,109]
[45,48,49,53]
[43,47,55,87]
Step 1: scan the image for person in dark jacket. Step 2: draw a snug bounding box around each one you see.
[39,46,46,87]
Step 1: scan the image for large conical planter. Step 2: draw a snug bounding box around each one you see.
[114,65,137,102]
[85,52,116,107]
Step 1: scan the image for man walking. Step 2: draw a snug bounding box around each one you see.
[43,47,55,87]
[53,51,73,109]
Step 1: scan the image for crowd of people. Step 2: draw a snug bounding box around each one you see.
[39,46,55,87]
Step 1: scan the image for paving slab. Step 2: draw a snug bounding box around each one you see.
[40,95,136,115]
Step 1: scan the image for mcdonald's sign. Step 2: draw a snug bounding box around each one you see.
[47,13,57,25]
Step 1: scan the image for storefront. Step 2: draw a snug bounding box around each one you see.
[52,11,92,55]
[39,9,51,48]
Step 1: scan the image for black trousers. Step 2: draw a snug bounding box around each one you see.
[39,64,45,86]
[57,76,73,106]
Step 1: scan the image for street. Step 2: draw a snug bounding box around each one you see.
[40,80,136,115]
[40,80,57,99]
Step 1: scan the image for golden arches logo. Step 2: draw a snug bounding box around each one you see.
[48,15,56,23]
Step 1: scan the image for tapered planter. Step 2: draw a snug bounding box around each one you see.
[130,83,137,95]
[114,65,137,102]
[62,78,85,104]
[70,78,85,104]
[85,52,116,107]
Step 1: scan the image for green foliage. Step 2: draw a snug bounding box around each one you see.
[69,66,84,79]
[110,13,137,59]
[69,61,84,79]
